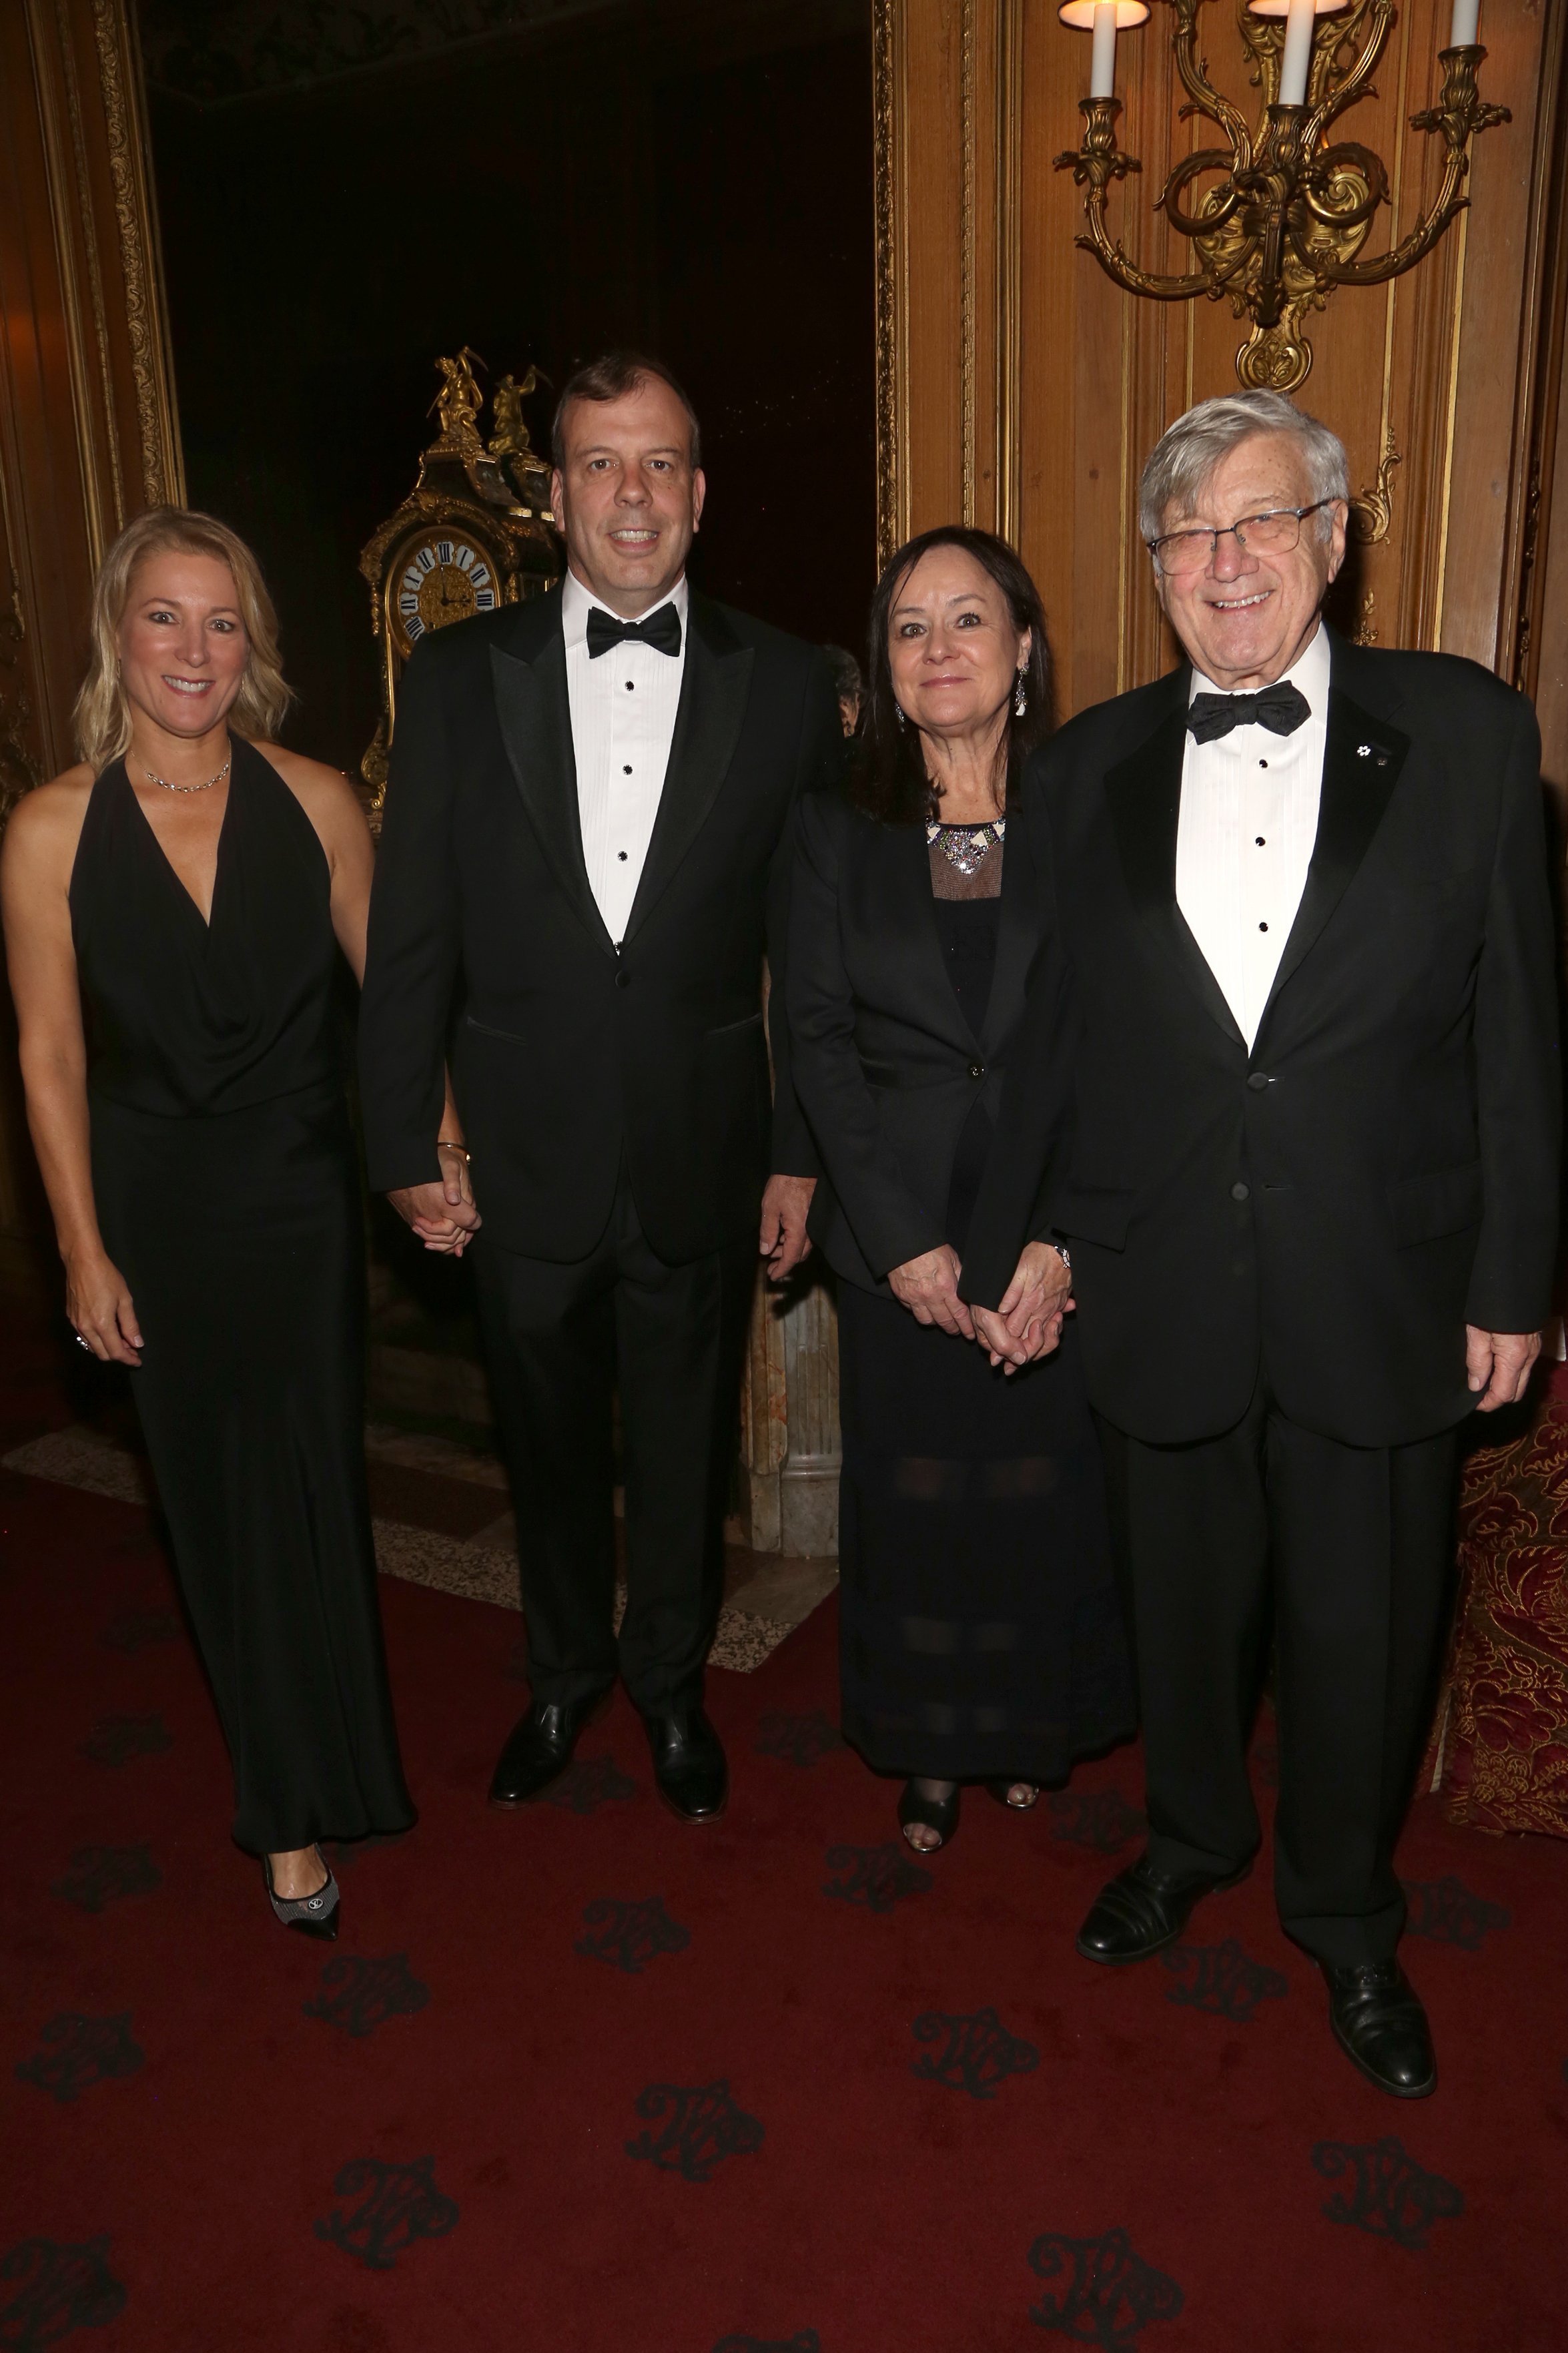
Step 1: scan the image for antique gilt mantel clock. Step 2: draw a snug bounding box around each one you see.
[358,349,560,813]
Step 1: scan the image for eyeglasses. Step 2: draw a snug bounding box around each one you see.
[1148,500,1337,579]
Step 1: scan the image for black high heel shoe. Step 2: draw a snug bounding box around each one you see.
[898,1779,960,1853]
[264,1848,340,1941]
[984,1778,1041,1812]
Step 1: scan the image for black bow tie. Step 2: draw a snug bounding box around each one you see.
[1186,679,1311,745]
[585,603,683,660]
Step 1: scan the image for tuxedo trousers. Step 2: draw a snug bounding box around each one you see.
[472,1168,755,1716]
[1098,1386,1459,1965]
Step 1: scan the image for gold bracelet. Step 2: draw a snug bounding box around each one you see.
[436,1139,470,1160]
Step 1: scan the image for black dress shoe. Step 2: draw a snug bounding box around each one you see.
[642,1704,727,1823]
[1076,1851,1252,1965]
[1324,1960,1437,2099]
[488,1692,609,1808]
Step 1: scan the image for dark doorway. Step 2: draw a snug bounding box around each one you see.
[137,0,876,778]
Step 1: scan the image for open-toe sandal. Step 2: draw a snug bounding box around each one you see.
[898,1779,960,1853]
[984,1778,1041,1811]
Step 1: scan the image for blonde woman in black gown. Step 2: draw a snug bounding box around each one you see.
[0,510,452,1937]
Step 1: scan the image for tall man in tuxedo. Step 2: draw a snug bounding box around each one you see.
[359,353,839,1822]
[966,390,1560,2097]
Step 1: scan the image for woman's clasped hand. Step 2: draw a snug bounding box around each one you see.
[889,1235,1072,1370]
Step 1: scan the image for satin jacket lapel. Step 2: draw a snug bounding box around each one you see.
[980,809,1042,1058]
[488,606,615,958]
[623,595,754,944]
[1103,687,1247,1052]
[1258,658,1409,1027]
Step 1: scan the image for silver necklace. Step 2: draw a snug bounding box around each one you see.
[143,754,231,795]
[927,815,1004,879]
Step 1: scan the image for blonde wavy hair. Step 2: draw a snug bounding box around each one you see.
[73,507,293,771]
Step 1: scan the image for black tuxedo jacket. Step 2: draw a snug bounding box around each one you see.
[787,783,1072,1294]
[358,585,841,1264]
[963,630,1562,1449]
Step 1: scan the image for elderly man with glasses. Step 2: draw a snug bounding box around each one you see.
[965,388,1560,2097]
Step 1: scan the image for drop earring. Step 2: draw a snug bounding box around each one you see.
[895,703,907,731]
[1013,667,1028,719]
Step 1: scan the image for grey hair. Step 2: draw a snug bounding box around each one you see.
[1138,390,1350,547]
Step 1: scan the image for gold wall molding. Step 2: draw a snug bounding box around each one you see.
[992,0,1023,549]
[871,0,905,571]
[30,0,123,568]
[1350,424,1402,545]
[91,0,183,510]
[959,0,977,527]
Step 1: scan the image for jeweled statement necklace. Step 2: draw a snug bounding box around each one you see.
[927,815,1005,879]
[144,754,231,795]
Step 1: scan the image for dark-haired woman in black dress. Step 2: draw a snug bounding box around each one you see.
[1,510,449,1937]
[787,526,1134,1853]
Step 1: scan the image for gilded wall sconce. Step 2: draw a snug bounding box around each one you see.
[1054,0,1510,392]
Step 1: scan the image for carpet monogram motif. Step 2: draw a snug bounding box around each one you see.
[1312,2136,1464,2249]
[98,1608,181,1654]
[911,2007,1040,2099]
[1399,1875,1511,1949]
[51,1845,159,1914]
[545,1755,637,1814]
[15,2013,143,2104]
[1161,1940,1288,2023]
[1028,2227,1183,2345]
[823,1843,932,1913]
[304,1955,430,2038]
[0,2235,126,2346]
[314,2157,458,2270]
[754,1712,844,1768]
[626,2081,765,2181]
[575,1897,690,1974]
[1046,1792,1144,1854]
[77,1715,172,1767]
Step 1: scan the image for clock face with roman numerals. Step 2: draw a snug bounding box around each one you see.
[389,530,500,656]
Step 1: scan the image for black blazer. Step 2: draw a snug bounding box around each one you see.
[358,585,842,1264]
[963,629,1562,1449]
[786,783,1071,1294]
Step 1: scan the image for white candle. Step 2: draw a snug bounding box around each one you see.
[1278,0,1316,103]
[1449,0,1480,44]
[1090,0,1118,97]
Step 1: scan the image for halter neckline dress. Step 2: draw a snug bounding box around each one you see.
[69,741,413,1853]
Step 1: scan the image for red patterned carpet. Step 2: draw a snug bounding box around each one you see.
[3,1323,1568,2353]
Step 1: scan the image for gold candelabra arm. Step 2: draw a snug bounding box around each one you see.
[1326,46,1509,290]
[1054,98,1216,302]
[1168,0,1252,164]
[1302,0,1396,146]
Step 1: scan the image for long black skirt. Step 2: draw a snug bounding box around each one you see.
[836,1283,1135,1782]
[92,1082,415,1856]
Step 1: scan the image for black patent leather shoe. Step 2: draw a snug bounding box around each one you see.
[1075,1851,1252,1965]
[488,1692,609,1808]
[642,1704,728,1823]
[1324,1960,1437,2099]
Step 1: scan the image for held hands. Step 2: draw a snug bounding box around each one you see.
[66,1249,143,1365]
[1465,1325,1540,1412]
[971,1242,1073,1374]
[888,1245,975,1340]
[388,1142,482,1257]
[760,1174,816,1283]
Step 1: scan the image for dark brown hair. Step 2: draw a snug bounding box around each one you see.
[551,350,703,471]
[850,526,1054,825]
